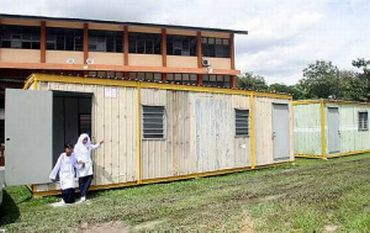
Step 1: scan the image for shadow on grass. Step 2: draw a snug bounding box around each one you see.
[0,189,22,225]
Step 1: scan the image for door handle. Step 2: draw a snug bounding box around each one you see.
[6,138,10,141]
[272,132,276,140]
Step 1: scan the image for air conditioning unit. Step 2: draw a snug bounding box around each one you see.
[66,58,75,64]
[202,58,211,67]
[86,58,95,65]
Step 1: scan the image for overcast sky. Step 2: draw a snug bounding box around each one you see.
[1,0,369,84]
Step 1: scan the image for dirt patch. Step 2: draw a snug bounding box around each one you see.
[241,209,254,233]
[324,224,338,233]
[81,221,131,233]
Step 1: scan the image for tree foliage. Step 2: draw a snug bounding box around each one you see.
[237,59,370,101]
[299,61,340,99]
[237,72,268,91]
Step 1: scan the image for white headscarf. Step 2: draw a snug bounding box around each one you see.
[74,133,91,154]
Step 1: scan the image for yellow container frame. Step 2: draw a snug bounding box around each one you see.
[24,73,293,196]
[293,99,370,159]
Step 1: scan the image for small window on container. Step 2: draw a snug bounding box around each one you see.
[358,111,368,131]
[235,109,249,136]
[142,106,165,139]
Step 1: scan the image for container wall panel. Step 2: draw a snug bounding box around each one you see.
[39,81,138,186]
[254,98,293,165]
[33,80,292,193]
[141,89,171,179]
[294,104,322,155]
[337,105,370,153]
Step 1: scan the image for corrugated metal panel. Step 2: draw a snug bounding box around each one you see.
[255,98,293,165]
[337,104,370,153]
[294,104,322,155]
[33,81,292,193]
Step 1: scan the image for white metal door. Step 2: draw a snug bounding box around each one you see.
[327,107,340,154]
[5,89,53,186]
[272,104,290,160]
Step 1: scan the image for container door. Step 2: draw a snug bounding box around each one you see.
[327,107,340,154]
[5,89,53,186]
[272,103,290,160]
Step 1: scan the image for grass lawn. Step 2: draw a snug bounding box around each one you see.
[1,154,370,232]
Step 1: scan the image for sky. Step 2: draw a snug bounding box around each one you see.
[1,0,369,85]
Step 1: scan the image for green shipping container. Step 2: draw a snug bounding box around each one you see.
[294,99,370,159]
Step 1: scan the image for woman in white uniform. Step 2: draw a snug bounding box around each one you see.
[50,144,80,205]
[74,133,104,202]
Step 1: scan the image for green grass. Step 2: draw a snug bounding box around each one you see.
[2,154,370,232]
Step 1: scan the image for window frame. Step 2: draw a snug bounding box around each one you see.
[167,73,197,84]
[0,25,40,49]
[142,105,166,140]
[128,32,161,54]
[203,75,231,88]
[46,27,83,51]
[88,30,123,53]
[167,35,197,56]
[202,37,230,58]
[358,111,368,132]
[235,108,250,137]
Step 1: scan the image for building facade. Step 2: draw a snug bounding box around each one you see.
[0,14,247,146]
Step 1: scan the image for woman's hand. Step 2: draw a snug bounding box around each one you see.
[79,161,86,168]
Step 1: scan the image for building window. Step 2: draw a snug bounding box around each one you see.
[167,35,196,56]
[47,28,83,51]
[202,37,230,58]
[235,109,249,136]
[142,105,165,139]
[358,112,368,131]
[128,72,162,81]
[203,75,231,87]
[167,73,197,84]
[0,25,40,49]
[129,32,161,54]
[88,30,123,52]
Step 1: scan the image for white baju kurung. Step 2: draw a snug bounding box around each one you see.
[74,133,101,178]
[49,152,79,190]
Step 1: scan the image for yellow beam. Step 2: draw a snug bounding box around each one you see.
[249,94,256,169]
[136,82,143,184]
[32,160,293,197]
[23,74,35,90]
[327,149,370,158]
[33,80,38,90]
[293,99,370,107]
[320,99,327,160]
[294,154,322,159]
[26,73,292,100]
[295,149,370,159]
[292,99,322,105]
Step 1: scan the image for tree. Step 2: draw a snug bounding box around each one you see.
[237,72,268,91]
[337,70,367,101]
[269,83,307,100]
[299,61,341,99]
[352,58,370,100]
